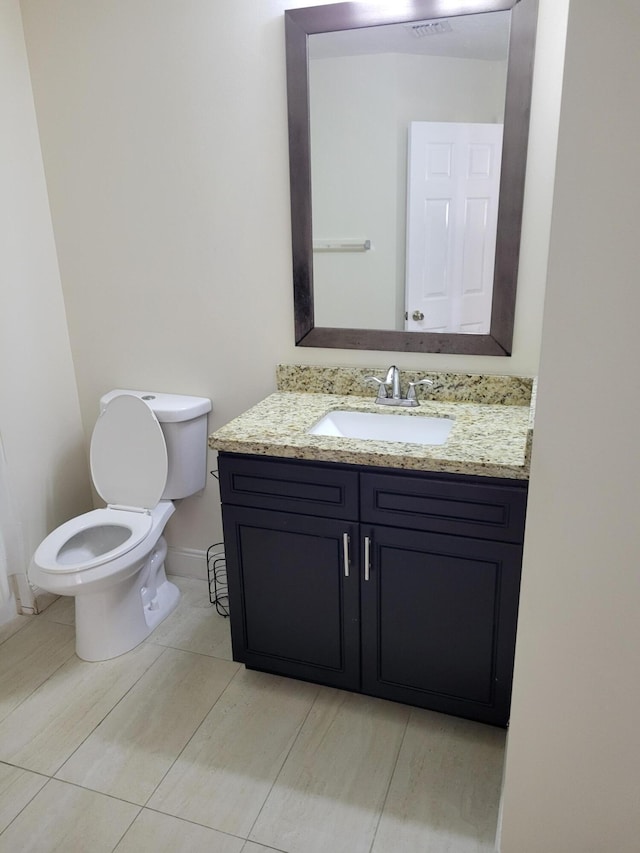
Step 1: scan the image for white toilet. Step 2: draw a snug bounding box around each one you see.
[29,389,212,661]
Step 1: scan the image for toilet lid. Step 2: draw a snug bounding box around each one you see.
[90,394,168,510]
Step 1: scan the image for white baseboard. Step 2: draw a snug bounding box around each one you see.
[13,573,36,613]
[12,574,59,616]
[165,546,210,581]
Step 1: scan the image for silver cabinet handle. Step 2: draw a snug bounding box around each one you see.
[343,533,350,577]
[364,536,370,581]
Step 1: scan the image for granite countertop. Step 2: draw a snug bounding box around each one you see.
[209,376,534,480]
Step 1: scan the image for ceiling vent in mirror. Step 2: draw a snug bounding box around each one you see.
[406,19,453,37]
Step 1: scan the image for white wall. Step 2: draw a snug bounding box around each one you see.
[0,0,91,613]
[499,2,640,850]
[18,0,566,562]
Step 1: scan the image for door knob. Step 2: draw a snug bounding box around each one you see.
[412,310,424,321]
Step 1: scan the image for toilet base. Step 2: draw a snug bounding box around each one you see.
[74,536,180,661]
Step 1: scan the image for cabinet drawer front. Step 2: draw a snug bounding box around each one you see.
[218,453,358,519]
[361,471,527,543]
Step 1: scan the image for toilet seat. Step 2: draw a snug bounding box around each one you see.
[34,507,153,573]
[35,395,170,575]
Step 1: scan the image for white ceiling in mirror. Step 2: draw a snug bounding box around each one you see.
[309,11,511,61]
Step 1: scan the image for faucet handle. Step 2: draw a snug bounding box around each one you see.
[363,375,389,398]
[406,378,434,402]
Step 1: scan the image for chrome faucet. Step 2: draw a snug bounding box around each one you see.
[364,366,433,408]
[386,365,401,400]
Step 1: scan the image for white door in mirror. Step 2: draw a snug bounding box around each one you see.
[308,411,454,445]
[405,121,503,334]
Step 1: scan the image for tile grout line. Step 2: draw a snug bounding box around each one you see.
[0,784,46,844]
[108,803,143,853]
[243,682,324,847]
[366,706,413,853]
[147,638,235,662]
[0,765,50,844]
[51,648,239,796]
[0,760,48,777]
[0,616,32,647]
[1,583,236,846]
[17,585,229,785]
[0,628,77,729]
[138,660,244,811]
[141,803,251,847]
[47,645,171,780]
[0,584,225,847]
[4,585,296,850]
[0,775,145,848]
[3,616,218,779]
[241,841,289,853]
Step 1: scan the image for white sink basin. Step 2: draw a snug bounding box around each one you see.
[308,410,454,445]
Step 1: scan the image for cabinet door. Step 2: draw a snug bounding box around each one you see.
[222,505,360,690]
[361,525,522,726]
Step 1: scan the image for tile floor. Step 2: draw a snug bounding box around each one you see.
[0,576,506,853]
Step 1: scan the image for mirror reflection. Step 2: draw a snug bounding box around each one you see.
[309,12,511,334]
[285,0,538,355]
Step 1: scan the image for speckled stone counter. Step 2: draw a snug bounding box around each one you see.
[209,366,535,479]
[276,364,533,406]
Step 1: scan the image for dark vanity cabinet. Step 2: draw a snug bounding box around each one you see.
[218,452,528,726]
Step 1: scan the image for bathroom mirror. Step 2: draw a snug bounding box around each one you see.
[285,0,538,355]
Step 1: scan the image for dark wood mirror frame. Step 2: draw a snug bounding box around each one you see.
[285,0,538,355]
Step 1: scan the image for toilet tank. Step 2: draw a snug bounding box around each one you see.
[100,390,212,499]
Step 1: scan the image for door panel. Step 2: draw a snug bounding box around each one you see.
[405,122,503,333]
[222,505,360,690]
[361,525,522,725]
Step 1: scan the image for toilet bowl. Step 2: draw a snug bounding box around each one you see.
[29,390,211,661]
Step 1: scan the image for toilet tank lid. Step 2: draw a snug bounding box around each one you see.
[100,390,212,423]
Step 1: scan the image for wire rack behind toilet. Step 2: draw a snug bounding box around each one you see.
[207,542,229,617]
[207,468,228,616]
